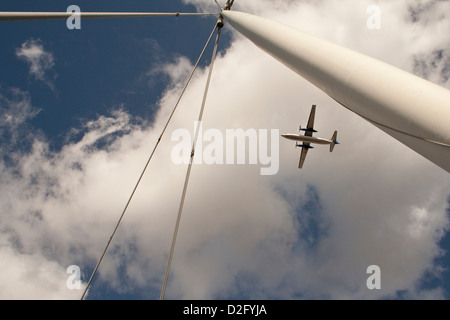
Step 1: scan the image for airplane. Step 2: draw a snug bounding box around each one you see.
[281,105,339,168]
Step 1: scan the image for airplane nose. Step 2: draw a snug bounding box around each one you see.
[281,134,295,141]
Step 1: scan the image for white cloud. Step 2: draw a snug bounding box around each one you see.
[16,38,56,89]
[0,244,85,300]
[1,0,449,300]
[0,88,41,150]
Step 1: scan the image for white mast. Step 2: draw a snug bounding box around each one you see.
[221,11,450,173]
[0,11,215,21]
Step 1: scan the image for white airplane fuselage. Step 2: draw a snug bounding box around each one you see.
[281,105,338,168]
[281,134,333,146]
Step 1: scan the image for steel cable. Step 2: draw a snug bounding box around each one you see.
[81,20,220,300]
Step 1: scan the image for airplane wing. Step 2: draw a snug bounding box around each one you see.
[298,143,310,168]
[305,105,316,137]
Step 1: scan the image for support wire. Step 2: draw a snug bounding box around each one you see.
[160,21,223,301]
[80,20,220,300]
[0,11,217,21]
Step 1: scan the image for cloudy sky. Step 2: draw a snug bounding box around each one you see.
[0,0,449,300]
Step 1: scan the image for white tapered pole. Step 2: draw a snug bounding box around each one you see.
[222,11,450,173]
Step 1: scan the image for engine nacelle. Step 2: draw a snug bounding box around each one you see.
[296,143,314,149]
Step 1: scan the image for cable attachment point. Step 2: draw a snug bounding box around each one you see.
[217,16,224,29]
[224,0,235,10]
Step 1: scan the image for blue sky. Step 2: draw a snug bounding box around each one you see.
[1,0,221,150]
[1,0,450,300]
[1,0,224,300]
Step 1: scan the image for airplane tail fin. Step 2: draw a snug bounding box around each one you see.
[330,131,339,152]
